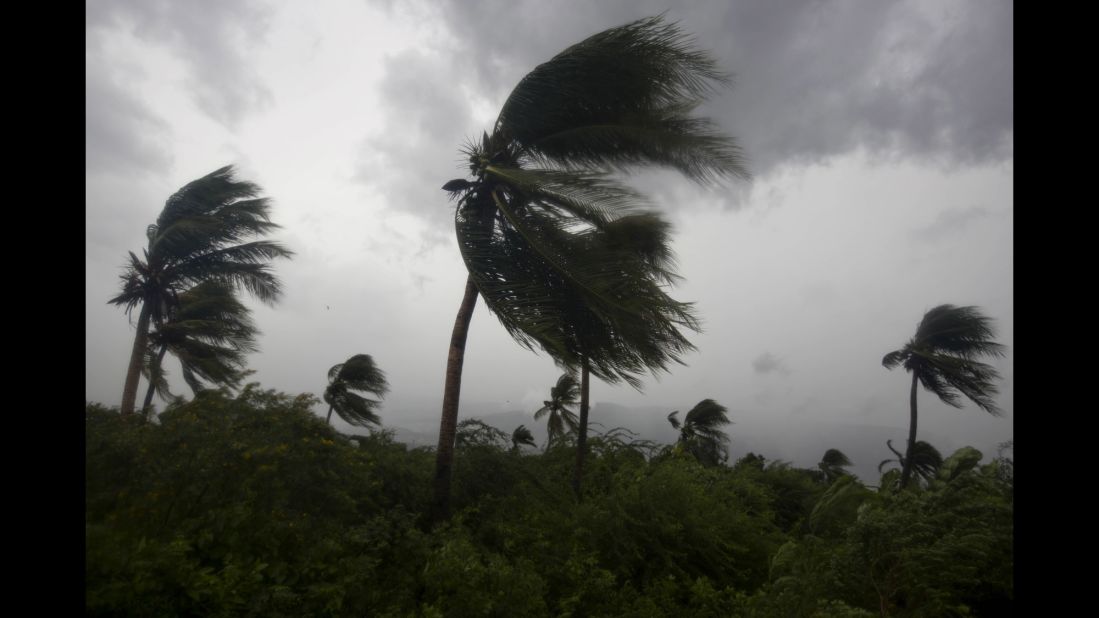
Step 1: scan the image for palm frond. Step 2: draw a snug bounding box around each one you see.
[495,16,748,183]
[325,353,389,427]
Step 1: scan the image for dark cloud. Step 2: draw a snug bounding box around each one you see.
[379,0,1012,190]
[86,0,274,127]
[752,352,790,376]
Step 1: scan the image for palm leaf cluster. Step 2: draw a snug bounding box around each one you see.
[511,425,537,453]
[882,304,1005,414]
[142,280,258,405]
[818,448,854,483]
[324,354,389,427]
[667,398,731,466]
[879,439,943,487]
[533,373,581,448]
[446,15,748,386]
[111,166,290,317]
[110,165,292,415]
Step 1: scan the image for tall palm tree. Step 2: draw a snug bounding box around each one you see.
[882,304,1005,488]
[324,354,389,427]
[140,280,258,414]
[109,165,292,415]
[818,448,854,483]
[533,373,580,449]
[432,15,748,518]
[667,399,731,466]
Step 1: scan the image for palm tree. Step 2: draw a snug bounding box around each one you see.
[533,373,580,449]
[667,399,731,466]
[140,280,258,415]
[818,448,854,483]
[324,354,389,427]
[109,165,292,415]
[432,15,748,518]
[882,304,1005,488]
[511,425,537,454]
[879,439,943,488]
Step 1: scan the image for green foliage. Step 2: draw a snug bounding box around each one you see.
[834,461,1014,616]
[87,390,1012,616]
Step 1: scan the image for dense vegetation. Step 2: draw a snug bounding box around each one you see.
[86,388,1012,617]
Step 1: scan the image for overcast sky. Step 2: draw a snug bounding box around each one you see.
[86,0,1013,473]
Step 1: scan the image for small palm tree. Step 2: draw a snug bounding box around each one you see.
[511,425,537,454]
[140,280,258,414]
[533,373,580,449]
[882,304,1005,488]
[431,15,747,518]
[324,354,389,427]
[109,165,292,415]
[818,448,854,483]
[667,399,731,466]
[879,439,943,488]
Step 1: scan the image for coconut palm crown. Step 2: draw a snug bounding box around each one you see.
[110,165,292,415]
[324,354,389,428]
[667,398,732,466]
[533,373,581,448]
[882,304,1005,488]
[141,280,258,413]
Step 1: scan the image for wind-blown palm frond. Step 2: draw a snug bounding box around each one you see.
[511,425,537,453]
[668,399,731,466]
[110,166,293,415]
[141,280,258,411]
[818,448,854,483]
[883,304,1004,488]
[534,373,580,448]
[879,439,943,486]
[493,16,749,183]
[324,354,389,428]
[883,304,1006,414]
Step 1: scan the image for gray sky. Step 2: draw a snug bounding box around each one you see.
[86,0,1013,475]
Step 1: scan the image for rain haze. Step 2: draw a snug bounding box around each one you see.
[86,0,1013,481]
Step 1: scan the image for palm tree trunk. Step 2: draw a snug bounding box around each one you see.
[140,344,169,418]
[571,357,591,500]
[120,302,152,416]
[326,405,334,425]
[431,275,480,523]
[899,371,919,488]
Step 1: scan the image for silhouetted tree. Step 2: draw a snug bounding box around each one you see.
[110,166,292,415]
[882,304,1004,488]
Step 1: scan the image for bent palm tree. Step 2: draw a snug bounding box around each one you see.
[667,399,731,466]
[324,354,389,427]
[140,280,258,414]
[109,165,292,415]
[432,15,748,518]
[882,304,1005,488]
[818,448,854,483]
[533,373,580,449]
[511,425,537,454]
